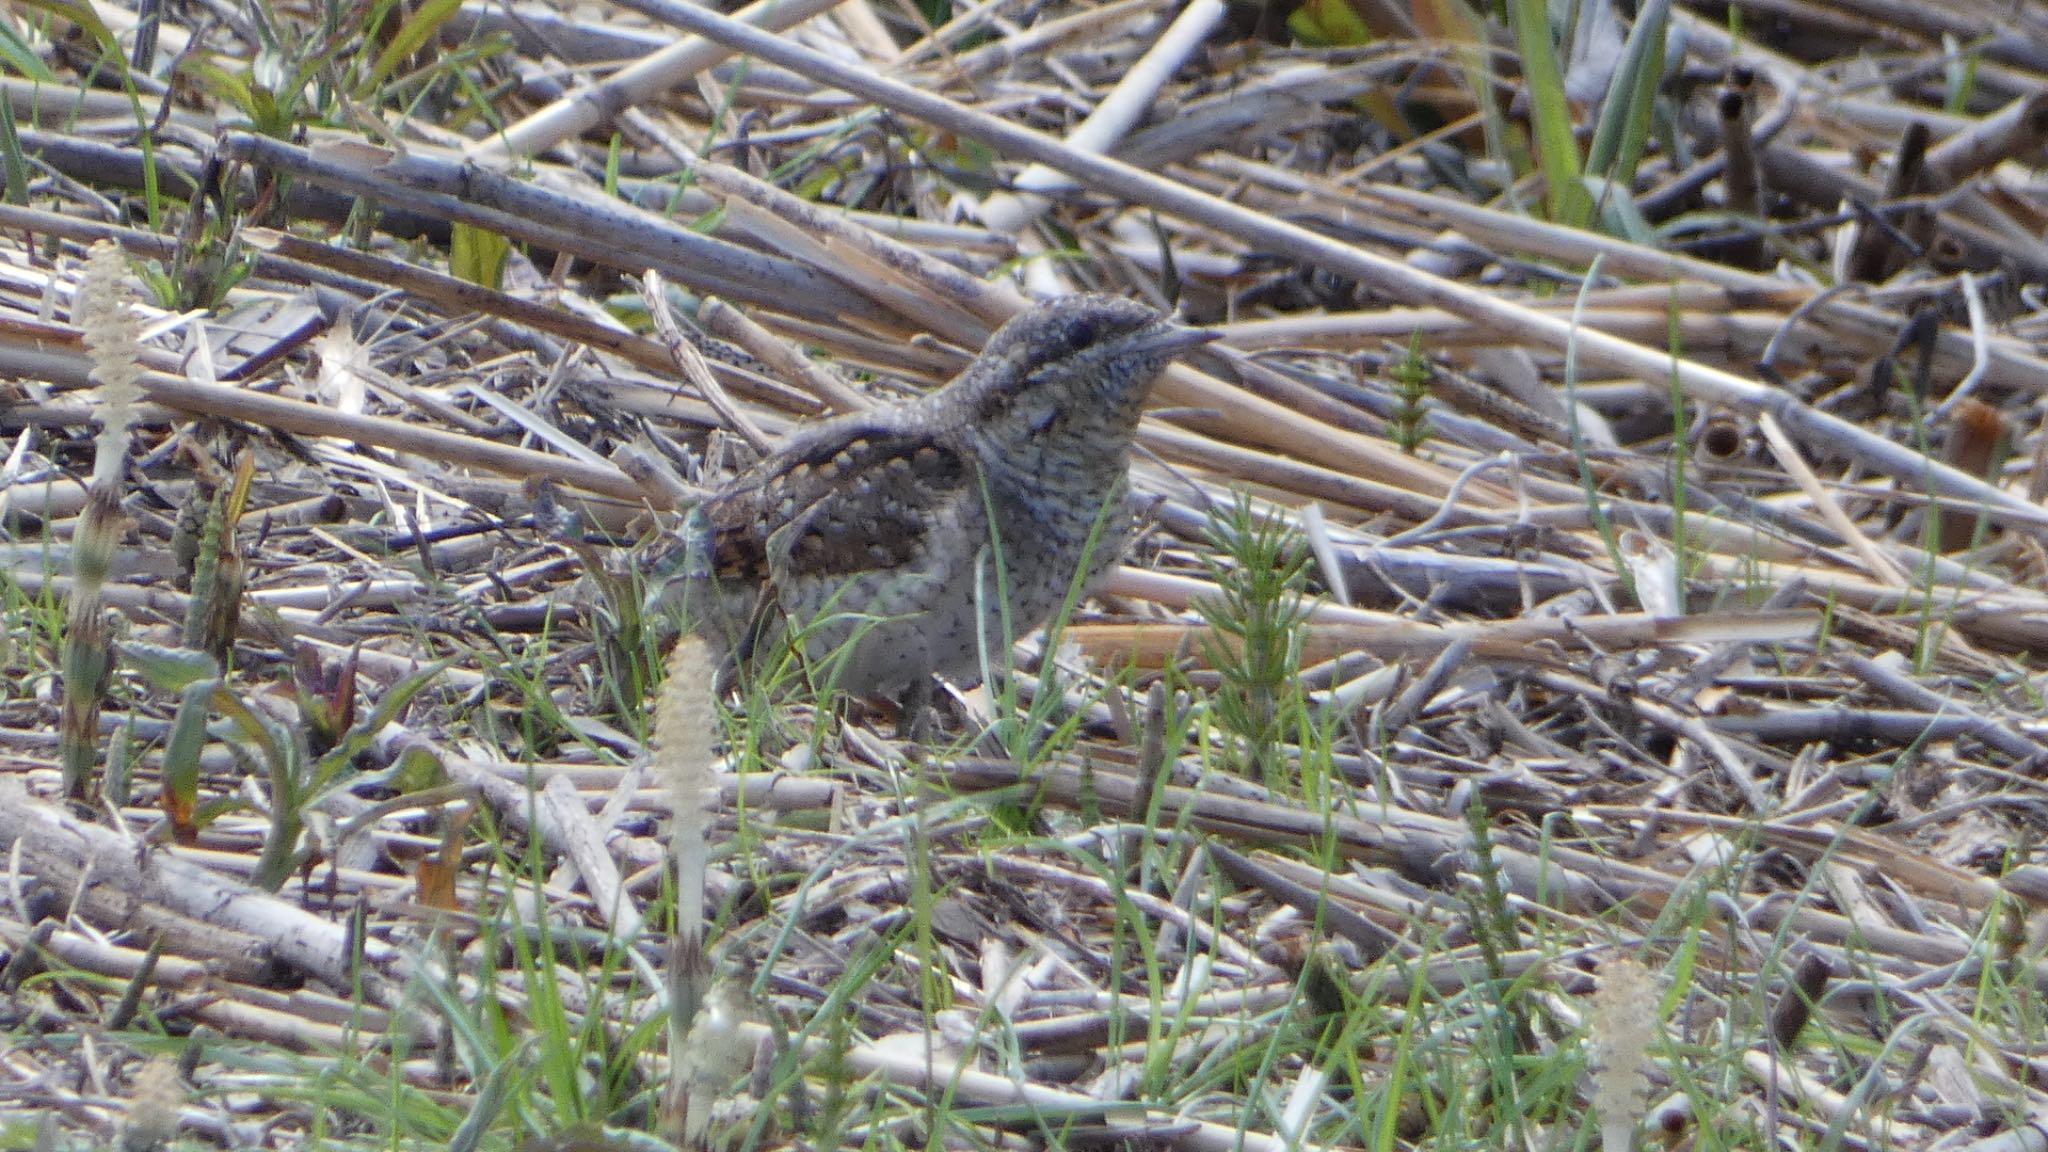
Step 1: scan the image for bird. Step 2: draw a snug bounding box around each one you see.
[649,293,1217,725]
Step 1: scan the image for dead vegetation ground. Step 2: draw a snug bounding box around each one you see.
[4,0,2048,1148]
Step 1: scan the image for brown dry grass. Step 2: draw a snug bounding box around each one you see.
[3,0,2048,1147]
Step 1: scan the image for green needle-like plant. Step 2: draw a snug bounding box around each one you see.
[1388,332,1436,455]
[1198,495,1312,786]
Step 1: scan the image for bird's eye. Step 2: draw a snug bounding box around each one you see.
[1062,319,1098,351]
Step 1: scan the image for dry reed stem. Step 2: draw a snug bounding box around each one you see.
[6,1,2048,1147]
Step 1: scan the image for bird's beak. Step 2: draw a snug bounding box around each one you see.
[1124,323,1223,358]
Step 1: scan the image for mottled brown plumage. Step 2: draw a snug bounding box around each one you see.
[654,294,1215,704]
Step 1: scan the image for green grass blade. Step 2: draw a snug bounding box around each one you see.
[1585,0,1670,185]
[1510,0,1590,225]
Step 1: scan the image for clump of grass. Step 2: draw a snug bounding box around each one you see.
[568,534,668,730]
[126,638,446,887]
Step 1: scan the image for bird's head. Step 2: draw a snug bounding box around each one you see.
[947,295,1216,454]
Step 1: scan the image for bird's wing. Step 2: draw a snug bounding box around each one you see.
[698,418,976,587]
